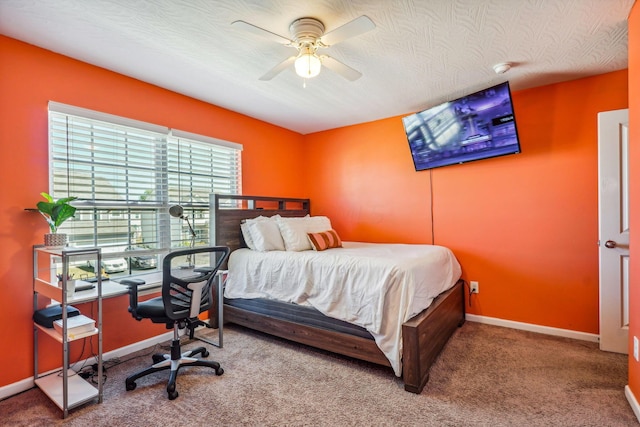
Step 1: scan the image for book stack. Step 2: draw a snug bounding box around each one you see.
[53,314,96,339]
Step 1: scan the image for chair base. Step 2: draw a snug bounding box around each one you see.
[125,327,223,400]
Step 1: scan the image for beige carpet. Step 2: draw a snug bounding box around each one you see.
[1,322,636,426]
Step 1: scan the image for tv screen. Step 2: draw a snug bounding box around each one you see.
[402,81,521,171]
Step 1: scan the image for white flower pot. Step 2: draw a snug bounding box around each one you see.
[65,280,76,299]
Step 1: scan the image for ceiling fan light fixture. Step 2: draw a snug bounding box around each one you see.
[295,52,321,78]
[235,15,375,82]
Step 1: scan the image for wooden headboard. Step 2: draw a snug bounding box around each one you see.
[212,194,310,255]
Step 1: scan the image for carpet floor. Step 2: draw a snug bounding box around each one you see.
[0,322,637,426]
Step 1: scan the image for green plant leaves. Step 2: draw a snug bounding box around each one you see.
[36,192,77,233]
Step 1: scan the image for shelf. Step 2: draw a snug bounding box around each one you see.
[34,278,63,301]
[35,323,98,343]
[35,373,99,411]
[33,245,103,417]
[34,245,104,258]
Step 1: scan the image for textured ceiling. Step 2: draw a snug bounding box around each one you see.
[0,0,634,134]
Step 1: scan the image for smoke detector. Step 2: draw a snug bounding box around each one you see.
[493,62,512,74]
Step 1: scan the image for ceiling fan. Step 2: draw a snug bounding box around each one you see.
[231,15,376,81]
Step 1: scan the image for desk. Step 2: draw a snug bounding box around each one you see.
[67,270,224,347]
[34,247,224,417]
[67,273,162,304]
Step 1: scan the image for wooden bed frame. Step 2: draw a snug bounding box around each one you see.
[209,194,465,393]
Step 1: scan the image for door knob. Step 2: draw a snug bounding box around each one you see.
[604,240,617,249]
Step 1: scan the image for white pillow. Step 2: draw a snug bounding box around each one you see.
[247,215,285,251]
[240,216,267,250]
[277,215,332,251]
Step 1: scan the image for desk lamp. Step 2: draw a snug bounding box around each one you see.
[169,205,196,268]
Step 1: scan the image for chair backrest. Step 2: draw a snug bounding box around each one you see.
[161,246,229,321]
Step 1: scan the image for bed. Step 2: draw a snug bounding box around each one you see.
[209,194,465,393]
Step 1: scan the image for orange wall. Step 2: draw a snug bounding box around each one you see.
[0,32,633,391]
[0,36,305,387]
[627,1,640,397]
[305,70,628,333]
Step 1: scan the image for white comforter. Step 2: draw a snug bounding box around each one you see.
[224,242,462,376]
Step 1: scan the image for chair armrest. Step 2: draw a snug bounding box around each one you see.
[193,267,214,276]
[121,278,146,319]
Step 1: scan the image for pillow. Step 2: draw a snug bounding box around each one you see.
[277,215,332,251]
[307,229,342,251]
[246,215,285,251]
[240,216,267,250]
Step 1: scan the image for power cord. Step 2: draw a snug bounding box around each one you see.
[78,368,94,379]
[57,336,94,378]
[80,343,164,384]
[465,280,474,307]
[61,300,165,384]
[429,168,435,245]
[76,332,188,383]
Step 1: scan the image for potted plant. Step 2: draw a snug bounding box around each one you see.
[36,192,77,247]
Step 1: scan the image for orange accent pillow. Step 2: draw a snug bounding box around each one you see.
[307,229,342,251]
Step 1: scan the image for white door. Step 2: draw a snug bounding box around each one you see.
[598,108,630,354]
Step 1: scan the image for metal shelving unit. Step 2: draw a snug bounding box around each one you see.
[33,245,103,418]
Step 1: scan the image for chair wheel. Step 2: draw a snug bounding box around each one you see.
[202,349,209,357]
[168,390,179,400]
[216,367,224,376]
[152,354,165,364]
[125,380,137,391]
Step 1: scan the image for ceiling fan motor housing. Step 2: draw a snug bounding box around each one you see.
[289,18,325,45]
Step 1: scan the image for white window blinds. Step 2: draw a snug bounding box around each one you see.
[48,102,242,271]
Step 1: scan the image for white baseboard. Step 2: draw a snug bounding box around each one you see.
[0,316,603,402]
[465,314,599,342]
[0,377,34,402]
[0,331,173,402]
[626,386,640,422]
[626,385,640,423]
[101,330,174,361]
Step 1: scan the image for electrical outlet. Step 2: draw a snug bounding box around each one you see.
[634,336,639,362]
[470,281,479,294]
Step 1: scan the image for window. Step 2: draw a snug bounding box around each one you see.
[48,102,242,276]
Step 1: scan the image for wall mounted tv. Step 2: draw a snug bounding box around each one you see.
[402,81,521,171]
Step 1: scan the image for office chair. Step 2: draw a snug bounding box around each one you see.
[123,246,230,400]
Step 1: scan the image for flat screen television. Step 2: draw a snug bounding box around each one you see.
[402,81,521,171]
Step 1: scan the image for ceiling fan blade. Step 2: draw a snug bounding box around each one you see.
[231,20,292,45]
[259,56,296,81]
[321,56,362,81]
[320,15,375,46]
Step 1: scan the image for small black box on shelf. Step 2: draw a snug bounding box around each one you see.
[85,275,109,283]
[33,305,80,328]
